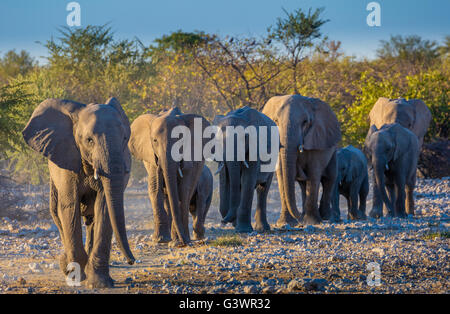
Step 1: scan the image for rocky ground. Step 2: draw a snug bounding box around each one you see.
[0,177,448,294]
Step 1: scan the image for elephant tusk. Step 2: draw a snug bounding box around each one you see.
[94,169,99,180]
[178,167,183,178]
[298,144,304,153]
[215,162,224,176]
[243,160,249,168]
[385,164,389,171]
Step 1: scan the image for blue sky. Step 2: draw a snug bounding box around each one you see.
[0,0,449,63]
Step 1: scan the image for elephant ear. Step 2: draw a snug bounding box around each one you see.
[363,125,378,161]
[129,114,157,166]
[407,99,432,139]
[369,97,392,128]
[106,97,131,138]
[22,99,84,172]
[303,98,341,150]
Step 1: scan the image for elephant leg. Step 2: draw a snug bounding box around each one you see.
[405,175,416,216]
[358,175,369,219]
[85,190,114,288]
[275,160,298,227]
[191,192,203,240]
[384,182,396,217]
[302,178,322,225]
[394,178,407,218]
[405,185,415,216]
[319,177,339,222]
[219,167,230,219]
[148,167,171,243]
[254,175,273,232]
[83,215,94,256]
[235,166,258,233]
[319,152,339,222]
[299,180,307,218]
[331,183,341,222]
[57,187,87,279]
[49,179,65,245]
[369,172,383,218]
[347,185,360,220]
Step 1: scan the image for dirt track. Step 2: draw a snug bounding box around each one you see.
[0,176,448,294]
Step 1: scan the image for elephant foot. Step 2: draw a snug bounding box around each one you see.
[275,214,299,228]
[369,208,383,219]
[86,271,114,289]
[235,223,253,233]
[222,212,236,225]
[254,222,271,233]
[59,253,86,281]
[329,213,341,223]
[395,211,407,219]
[192,232,205,241]
[302,212,322,225]
[152,233,172,244]
[169,239,189,248]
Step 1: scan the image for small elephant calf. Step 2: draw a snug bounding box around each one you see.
[189,165,213,240]
[332,145,369,220]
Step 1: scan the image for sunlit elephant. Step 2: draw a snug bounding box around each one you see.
[332,145,369,220]
[365,123,419,218]
[190,165,213,240]
[22,98,135,288]
[369,97,431,150]
[367,97,431,217]
[214,106,277,233]
[262,95,341,225]
[128,107,210,246]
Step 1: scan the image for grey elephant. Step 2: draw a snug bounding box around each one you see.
[22,98,135,288]
[214,106,277,233]
[262,94,341,225]
[365,123,419,218]
[369,97,431,150]
[128,107,210,246]
[331,145,369,220]
[190,165,213,240]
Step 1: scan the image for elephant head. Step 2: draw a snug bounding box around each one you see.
[369,97,431,147]
[129,107,209,245]
[262,95,341,221]
[337,148,355,186]
[22,97,135,264]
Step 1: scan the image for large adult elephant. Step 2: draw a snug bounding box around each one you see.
[369,97,431,150]
[365,123,419,218]
[22,98,135,288]
[262,95,341,225]
[214,106,277,233]
[128,107,210,246]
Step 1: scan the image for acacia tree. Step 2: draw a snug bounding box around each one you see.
[268,7,329,94]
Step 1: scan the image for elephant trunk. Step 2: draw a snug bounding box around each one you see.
[161,156,189,245]
[101,174,135,265]
[373,159,393,214]
[280,149,302,221]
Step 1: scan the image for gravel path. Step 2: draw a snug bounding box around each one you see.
[0,177,448,294]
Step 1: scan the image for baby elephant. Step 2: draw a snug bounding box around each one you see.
[365,123,419,218]
[189,165,213,240]
[332,146,369,220]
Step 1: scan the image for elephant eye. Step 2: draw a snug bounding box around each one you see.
[87,138,94,145]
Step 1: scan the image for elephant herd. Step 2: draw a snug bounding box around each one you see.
[21,94,431,288]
